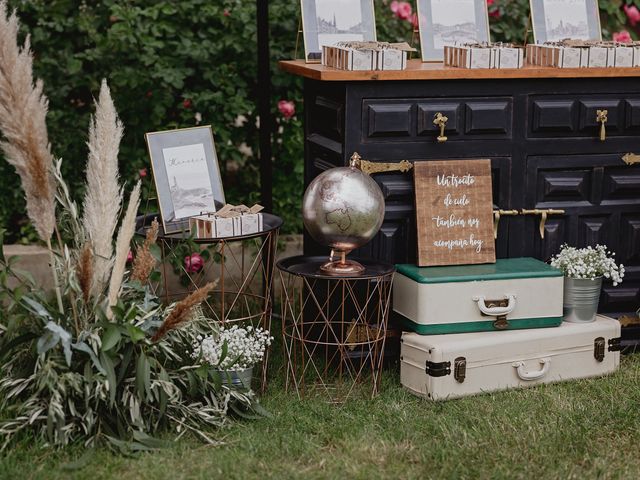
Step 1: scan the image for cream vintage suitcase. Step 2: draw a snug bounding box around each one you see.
[400,315,621,401]
[394,258,563,334]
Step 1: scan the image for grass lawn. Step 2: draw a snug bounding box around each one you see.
[2,352,640,479]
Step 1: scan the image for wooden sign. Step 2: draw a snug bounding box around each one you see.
[414,159,496,267]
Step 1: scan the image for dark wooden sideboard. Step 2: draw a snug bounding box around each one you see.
[280,60,640,317]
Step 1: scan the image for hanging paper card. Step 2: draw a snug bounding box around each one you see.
[414,159,496,266]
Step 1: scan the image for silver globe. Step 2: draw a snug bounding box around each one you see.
[302,163,385,254]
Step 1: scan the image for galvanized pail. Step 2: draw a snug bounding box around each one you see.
[563,276,603,323]
[216,367,253,389]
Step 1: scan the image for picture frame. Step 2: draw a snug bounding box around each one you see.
[530,0,602,44]
[145,126,225,234]
[301,0,376,63]
[417,0,490,62]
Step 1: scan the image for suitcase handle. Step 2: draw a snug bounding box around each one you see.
[512,358,551,381]
[472,295,517,317]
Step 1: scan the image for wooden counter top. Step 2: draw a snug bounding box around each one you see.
[279,59,640,81]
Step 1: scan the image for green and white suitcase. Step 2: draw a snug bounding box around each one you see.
[394,258,563,334]
[400,315,621,401]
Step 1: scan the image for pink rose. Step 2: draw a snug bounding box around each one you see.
[391,1,412,21]
[487,0,500,18]
[139,168,147,179]
[127,250,134,264]
[184,253,204,274]
[277,100,295,119]
[411,13,419,30]
[613,30,633,43]
[223,9,230,17]
[624,5,640,27]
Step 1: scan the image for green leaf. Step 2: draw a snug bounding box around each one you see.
[100,351,117,406]
[36,330,59,355]
[73,341,106,375]
[22,296,53,320]
[126,324,146,343]
[117,343,134,385]
[101,325,122,351]
[136,352,150,400]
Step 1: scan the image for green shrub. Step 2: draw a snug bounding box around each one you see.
[0,0,635,242]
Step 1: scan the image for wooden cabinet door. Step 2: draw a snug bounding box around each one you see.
[520,153,640,315]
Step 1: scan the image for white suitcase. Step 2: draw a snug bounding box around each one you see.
[401,315,621,401]
[394,258,564,334]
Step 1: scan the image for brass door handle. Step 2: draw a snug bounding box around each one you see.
[350,152,413,175]
[493,209,519,239]
[596,109,608,142]
[433,112,448,143]
[622,153,640,165]
[521,209,565,239]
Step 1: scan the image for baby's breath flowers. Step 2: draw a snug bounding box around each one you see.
[192,325,273,370]
[550,244,625,286]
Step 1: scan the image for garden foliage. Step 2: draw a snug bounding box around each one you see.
[0,0,638,242]
[0,2,260,450]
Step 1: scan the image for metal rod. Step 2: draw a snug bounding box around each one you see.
[257,0,273,212]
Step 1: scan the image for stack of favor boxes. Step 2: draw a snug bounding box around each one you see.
[394,258,621,400]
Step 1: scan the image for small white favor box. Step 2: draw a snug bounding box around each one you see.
[588,47,608,67]
[400,315,621,401]
[615,46,634,67]
[240,212,264,235]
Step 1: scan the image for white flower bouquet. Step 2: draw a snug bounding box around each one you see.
[550,244,625,286]
[192,325,273,370]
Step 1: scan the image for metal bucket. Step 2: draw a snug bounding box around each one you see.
[563,277,603,323]
[216,367,253,389]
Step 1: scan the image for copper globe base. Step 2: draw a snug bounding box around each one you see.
[320,250,365,276]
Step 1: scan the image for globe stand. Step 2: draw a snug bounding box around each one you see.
[320,250,365,276]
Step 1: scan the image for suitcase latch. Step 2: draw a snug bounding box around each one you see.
[425,360,451,377]
[493,315,509,330]
[608,337,622,352]
[594,337,605,362]
[454,357,466,383]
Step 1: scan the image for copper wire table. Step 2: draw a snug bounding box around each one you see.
[277,256,395,402]
[136,213,282,390]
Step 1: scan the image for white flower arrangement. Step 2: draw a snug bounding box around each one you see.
[550,244,625,286]
[192,325,273,370]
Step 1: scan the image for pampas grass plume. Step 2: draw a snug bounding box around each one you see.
[152,282,216,342]
[106,181,140,317]
[0,1,55,241]
[130,218,159,284]
[77,242,94,304]
[82,79,123,296]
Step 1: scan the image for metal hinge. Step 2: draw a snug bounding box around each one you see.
[594,337,605,362]
[425,360,451,377]
[608,337,622,352]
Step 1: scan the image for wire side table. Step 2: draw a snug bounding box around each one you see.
[277,256,395,402]
[136,213,282,390]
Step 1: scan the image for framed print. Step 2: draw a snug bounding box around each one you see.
[417,0,490,62]
[530,0,602,44]
[301,0,376,62]
[145,126,225,234]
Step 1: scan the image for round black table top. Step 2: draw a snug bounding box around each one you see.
[277,255,395,280]
[135,212,283,243]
